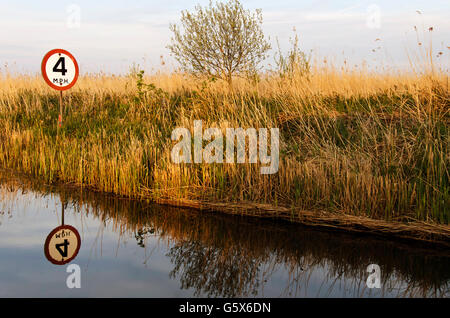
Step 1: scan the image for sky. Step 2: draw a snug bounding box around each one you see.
[0,0,449,75]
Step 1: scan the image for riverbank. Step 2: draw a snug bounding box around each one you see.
[1,167,449,248]
[0,69,448,244]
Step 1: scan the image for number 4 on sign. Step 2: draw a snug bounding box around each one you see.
[53,57,68,76]
[56,239,70,258]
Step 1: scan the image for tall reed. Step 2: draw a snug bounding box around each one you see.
[0,66,448,224]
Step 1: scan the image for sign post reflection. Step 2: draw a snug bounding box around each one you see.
[44,200,81,265]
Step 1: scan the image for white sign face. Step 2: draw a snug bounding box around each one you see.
[41,49,79,91]
[44,225,81,265]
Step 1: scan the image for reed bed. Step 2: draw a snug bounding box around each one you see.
[0,65,449,230]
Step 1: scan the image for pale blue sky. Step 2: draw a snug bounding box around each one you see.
[0,0,449,74]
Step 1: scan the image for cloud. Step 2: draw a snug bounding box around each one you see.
[0,1,449,74]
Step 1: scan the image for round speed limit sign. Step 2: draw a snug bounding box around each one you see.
[41,49,79,90]
[44,225,81,265]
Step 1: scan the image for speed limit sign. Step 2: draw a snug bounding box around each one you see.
[41,49,78,127]
[41,49,79,91]
[44,224,81,265]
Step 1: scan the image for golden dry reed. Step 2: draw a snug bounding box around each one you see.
[0,63,448,225]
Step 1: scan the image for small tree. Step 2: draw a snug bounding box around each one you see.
[167,0,271,88]
[274,30,311,79]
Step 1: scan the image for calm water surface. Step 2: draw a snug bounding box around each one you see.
[0,171,448,297]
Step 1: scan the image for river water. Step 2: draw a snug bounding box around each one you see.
[0,170,448,298]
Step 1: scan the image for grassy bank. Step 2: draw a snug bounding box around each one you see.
[0,67,449,230]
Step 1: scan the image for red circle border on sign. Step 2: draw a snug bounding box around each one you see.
[44,224,82,265]
[41,48,79,91]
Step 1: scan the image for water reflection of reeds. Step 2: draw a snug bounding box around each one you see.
[1,170,449,298]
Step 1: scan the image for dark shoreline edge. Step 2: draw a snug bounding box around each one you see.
[1,167,449,249]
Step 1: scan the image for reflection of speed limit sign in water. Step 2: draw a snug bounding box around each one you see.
[41,49,79,91]
[44,225,81,265]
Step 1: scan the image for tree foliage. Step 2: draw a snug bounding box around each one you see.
[274,30,311,79]
[167,0,271,87]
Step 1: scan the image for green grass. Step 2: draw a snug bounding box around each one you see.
[0,71,448,225]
